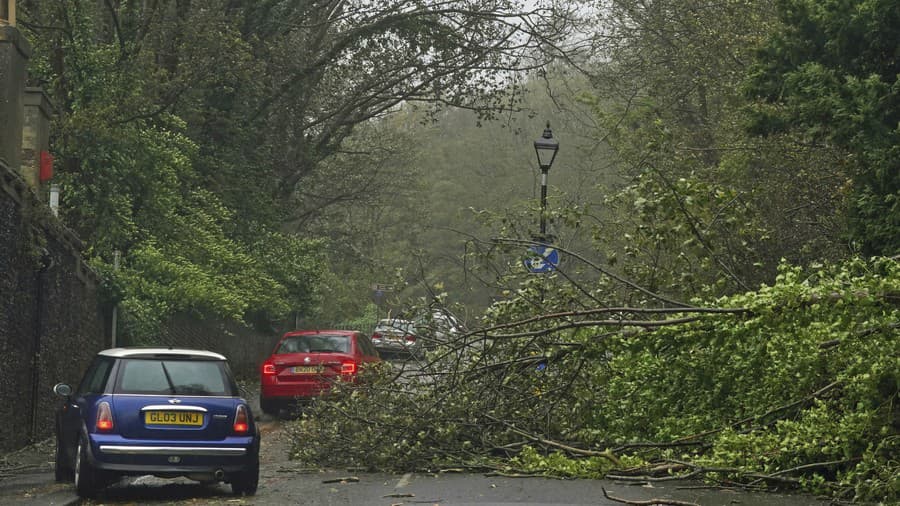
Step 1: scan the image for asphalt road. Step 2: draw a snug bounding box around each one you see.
[80,471,833,506]
[0,414,829,506]
[0,417,827,506]
[0,366,829,506]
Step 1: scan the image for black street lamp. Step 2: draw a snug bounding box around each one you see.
[533,122,559,239]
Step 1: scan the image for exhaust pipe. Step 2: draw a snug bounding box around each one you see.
[214,469,225,480]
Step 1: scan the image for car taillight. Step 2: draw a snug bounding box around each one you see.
[372,333,382,340]
[404,334,416,343]
[96,401,114,431]
[340,361,357,376]
[233,405,249,434]
[262,362,275,375]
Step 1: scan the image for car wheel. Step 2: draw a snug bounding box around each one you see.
[230,447,259,496]
[74,436,101,498]
[259,396,278,416]
[54,435,73,482]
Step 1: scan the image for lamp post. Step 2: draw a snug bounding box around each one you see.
[533,122,559,240]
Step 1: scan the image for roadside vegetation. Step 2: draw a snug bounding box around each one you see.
[16,0,898,502]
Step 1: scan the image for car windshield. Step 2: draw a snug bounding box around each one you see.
[375,320,414,334]
[277,334,350,354]
[116,358,232,396]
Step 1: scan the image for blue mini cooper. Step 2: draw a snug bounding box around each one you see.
[53,348,260,498]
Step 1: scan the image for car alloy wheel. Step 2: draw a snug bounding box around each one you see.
[74,437,99,498]
[259,396,279,416]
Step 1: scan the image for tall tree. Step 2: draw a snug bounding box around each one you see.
[566,0,769,297]
[745,0,900,256]
[17,0,579,329]
[565,0,857,300]
[215,0,578,232]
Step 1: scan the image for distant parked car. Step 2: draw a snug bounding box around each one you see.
[370,318,422,358]
[259,329,381,414]
[416,309,464,344]
[53,348,260,499]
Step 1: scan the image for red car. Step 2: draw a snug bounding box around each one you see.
[259,330,381,414]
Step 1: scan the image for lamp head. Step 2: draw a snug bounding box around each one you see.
[534,122,559,170]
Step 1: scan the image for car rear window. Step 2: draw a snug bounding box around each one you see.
[115,358,233,396]
[277,334,350,354]
[375,320,414,334]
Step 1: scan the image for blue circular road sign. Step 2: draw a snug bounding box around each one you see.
[524,245,560,273]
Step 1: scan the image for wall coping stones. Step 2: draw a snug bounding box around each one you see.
[0,24,31,58]
[23,86,54,114]
[1,161,98,286]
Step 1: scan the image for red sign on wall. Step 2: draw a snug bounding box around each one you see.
[39,151,54,182]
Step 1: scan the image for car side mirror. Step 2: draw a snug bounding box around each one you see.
[53,383,73,397]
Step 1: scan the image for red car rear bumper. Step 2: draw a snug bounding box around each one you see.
[259,381,334,400]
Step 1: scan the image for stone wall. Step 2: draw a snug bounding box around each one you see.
[0,164,277,451]
[0,163,106,451]
[0,19,107,451]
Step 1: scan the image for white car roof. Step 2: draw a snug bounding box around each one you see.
[99,347,227,360]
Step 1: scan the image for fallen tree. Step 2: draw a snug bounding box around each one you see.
[286,256,899,503]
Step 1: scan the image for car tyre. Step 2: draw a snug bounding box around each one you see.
[54,435,73,482]
[230,447,259,496]
[259,396,278,416]
[74,436,101,498]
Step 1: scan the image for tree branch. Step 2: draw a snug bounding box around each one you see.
[602,487,700,506]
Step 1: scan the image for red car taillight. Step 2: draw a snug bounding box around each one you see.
[233,405,250,434]
[404,334,416,343]
[340,361,357,376]
[96,401,114,431]
[371,332,382,340]
[262,361,276,375]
